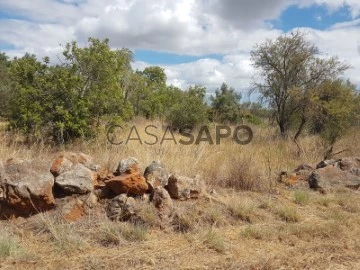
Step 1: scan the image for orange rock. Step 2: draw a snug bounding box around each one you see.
[62,199,86,222]
[105,174,148,196]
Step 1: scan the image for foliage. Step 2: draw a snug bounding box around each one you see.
[211,82,242,124]
[0,52,11,118]
[8,38,134,143]
[251,30,350,138]
[167,85,209,130]
[310,79,358,158]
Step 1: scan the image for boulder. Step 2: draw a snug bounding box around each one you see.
[51,152,98,195]
[104,174,148,196]
[106,194,137,221]
[144,161,169,190]
[150,187,173,219]
[0,159,55,216]
[309,157,360,190]
[55,164,96,195]
[165,174,205,200]
[116,157,139,175]
[338,157,360,176]
[50,152,97,176]
[279,164,314,187]
[105,158,148,196]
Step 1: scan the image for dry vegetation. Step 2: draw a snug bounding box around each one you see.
[0,119,360,269]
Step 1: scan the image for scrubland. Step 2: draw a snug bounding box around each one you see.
[0,119,359,269]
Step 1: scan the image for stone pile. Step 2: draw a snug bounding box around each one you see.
[0,152,206,222]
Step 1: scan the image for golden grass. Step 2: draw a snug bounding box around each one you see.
[0,120,359,269]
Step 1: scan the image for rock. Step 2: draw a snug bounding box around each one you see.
[165,174,205,200]
[316,159,337,169]
[116,157,139,175]
[309,157,360,190]
[279,164,313,187]
[61,199,86,222]
[338,157,360,176]
[144,161,169,190]
[106,194,137,221]
[51,152,99,195]
[150,187,173,219]
[50,152,97,176]
[84,192,98,208]
[105,174,148,196]
[55,164,96,195]
[105,158,148,196]
[0,159,55,216]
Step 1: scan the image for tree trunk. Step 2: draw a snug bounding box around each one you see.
[278,121,288,139]
[294,116,306,141]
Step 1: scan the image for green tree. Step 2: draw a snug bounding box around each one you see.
[134,66,168,119]
[63,38,134,125]
[8,38,135,144]
[250,31,349,138]
[0,52,11,118]
[211,83,242,124]
[310,80,358,159]
[167,85,209,130]
[9,54,49,139]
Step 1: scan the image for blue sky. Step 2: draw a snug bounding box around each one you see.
[0,0,359,92]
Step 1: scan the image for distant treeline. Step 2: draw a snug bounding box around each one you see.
[0,38,270,144]
[0,32,359,157]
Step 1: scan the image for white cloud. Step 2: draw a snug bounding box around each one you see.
[300,0,360,17]
[0,0,359,93]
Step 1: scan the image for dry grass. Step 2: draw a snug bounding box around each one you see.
[0,120,360,269]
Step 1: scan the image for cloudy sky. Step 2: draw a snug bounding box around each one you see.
[0,0,359,97]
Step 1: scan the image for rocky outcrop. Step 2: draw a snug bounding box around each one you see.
[51,152,98,195]
[309,157,360,190]
[0,159,55,216]
[165,174,205,200]
[144,161,169,191]
[279,164,314,187]
[105,158,148,196]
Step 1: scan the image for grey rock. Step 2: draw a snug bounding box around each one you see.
[165,174,205,200]
[55,163,95,195]
[106,194,137,221]
[0,159,55,216]
[116,157,139,175]
[144,161,169,190]
[151,187,173,218]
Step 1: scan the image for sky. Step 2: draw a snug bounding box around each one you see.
[0,0,359,98]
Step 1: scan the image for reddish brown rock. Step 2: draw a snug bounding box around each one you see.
[105,158,148,196]
[279,164,314,187]
[105,174,148,196]
[50,152,96,177]
[0,159,55,216]
[62,199,86,222]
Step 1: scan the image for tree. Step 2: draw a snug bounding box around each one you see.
[310,79,358,159]
[63,38,134,125]
[167,85,209,130]
[250,31,350,138]
[0,52,11,118]
[8,38,135,144]
[211,82,242,124]
[134,66,168,119]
